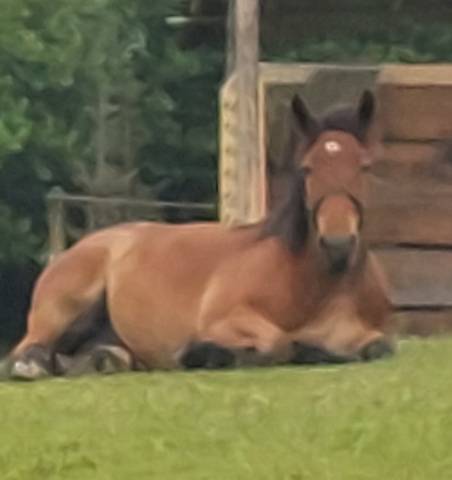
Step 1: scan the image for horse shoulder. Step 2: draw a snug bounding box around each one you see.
[197,237,300,330]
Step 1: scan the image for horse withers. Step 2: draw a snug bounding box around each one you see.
[8,90,393,379]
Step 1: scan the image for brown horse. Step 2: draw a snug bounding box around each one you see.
[8,90,394,379]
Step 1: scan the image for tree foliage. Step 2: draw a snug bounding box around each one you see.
[261,2,452,64]
[0,0,223,264]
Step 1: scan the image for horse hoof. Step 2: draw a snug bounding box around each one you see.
[93,346,132,374]
[54,353,73,376]
[10,359,50,381]
[291,342,355,365]
[360,339,394,362]
[181,342,236,369]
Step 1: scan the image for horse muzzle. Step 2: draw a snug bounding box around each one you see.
[319,235,357,273]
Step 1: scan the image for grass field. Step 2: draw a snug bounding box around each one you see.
[1,338,452,480]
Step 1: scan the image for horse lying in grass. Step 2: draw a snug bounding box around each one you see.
[8,90,394,380]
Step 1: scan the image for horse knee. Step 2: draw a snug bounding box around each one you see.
[180,342,236,369]
[360,338,394,362]
[291,341,356,365]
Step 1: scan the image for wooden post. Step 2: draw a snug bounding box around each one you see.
[220,0,265,225]
[46,187,66,262]
[219,73,239,225]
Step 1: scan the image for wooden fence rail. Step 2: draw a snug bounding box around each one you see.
[46,187,216,260]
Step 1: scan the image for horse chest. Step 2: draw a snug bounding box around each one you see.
[244,267,313,331]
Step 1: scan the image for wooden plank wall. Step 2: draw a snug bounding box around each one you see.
[260,63,452,336]
[371,65,452,335]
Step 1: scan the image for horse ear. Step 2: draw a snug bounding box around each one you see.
[358,90,375,133]
[291,94,319,141]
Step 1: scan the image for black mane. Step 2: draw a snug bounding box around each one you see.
[260,169,309,253]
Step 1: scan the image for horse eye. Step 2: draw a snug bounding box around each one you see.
[301,165,312,175]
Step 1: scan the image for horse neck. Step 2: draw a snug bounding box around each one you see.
[254,216,372,331]
[259,171,370,311]
[260,173,308,253]
[286,236,370,322]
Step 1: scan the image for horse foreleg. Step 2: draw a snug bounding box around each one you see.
[179,342,236,369]
[180,308,291,369]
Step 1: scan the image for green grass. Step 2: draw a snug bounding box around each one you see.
[2,338,452,479]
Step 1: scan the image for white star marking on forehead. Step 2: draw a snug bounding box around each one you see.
[324,141,342,154]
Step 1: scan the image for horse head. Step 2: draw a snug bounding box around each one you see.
[291,90,376,274]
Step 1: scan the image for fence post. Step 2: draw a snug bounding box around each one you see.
[46,186,66,262]
[219,0,265,225]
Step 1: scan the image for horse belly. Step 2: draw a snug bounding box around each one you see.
[106,255,209,369]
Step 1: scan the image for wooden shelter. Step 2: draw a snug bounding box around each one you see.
[219,1,452,335]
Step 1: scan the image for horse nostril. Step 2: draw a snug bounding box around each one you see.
[319,235,357,273]
[360,339,394,362]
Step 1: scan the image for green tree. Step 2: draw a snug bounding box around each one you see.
[0,0,222,264]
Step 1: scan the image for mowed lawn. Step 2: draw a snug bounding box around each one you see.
[1,338,452,480]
